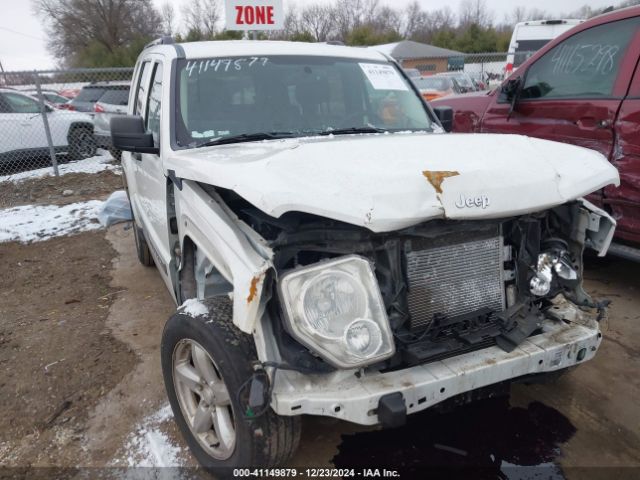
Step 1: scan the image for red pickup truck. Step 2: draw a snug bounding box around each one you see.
[431,6,640,259]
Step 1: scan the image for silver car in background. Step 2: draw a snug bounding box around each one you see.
[93,82,130,159]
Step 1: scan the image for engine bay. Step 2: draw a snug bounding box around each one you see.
[214,186,609,373]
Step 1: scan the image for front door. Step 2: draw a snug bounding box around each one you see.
[611,61,640,244]
[129,57,171,276]
[482,17,640,208]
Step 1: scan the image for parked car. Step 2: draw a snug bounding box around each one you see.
[466,71,487,90]
[0,88,96,169]
[413,76,462,101]
[436,71,478,93]
[93,83,130,159]
[22,89,71,108]
[58,88,81,100]
[505,19,584,76]
[403,68,422,79]
[431,6,640,259]
[112,37,618,474]
[68,81,129,113]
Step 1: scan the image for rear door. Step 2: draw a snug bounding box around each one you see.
[482,16,640,207]
[611,60,640,244]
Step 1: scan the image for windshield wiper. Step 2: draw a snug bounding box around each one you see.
[317,126,387,136]
[195,131,296,148]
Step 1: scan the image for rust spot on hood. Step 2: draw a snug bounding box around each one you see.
[422,170,460,194]
[247,276,260,304]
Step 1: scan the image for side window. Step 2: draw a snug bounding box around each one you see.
[521,17,639,100]
[0,95,11,113]
[4,93,40,113]
[134,61,152,115]
[146,63,163,147]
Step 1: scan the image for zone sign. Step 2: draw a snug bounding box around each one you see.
[225,0,284,31]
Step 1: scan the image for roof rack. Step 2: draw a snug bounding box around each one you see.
[144,36,175,50]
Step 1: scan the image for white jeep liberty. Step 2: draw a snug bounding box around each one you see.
[111,37,620,474]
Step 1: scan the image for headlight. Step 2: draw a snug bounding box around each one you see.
[279,255,395,368]
[529,249,579,297]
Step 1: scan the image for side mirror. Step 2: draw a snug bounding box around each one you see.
[110,115,159,154]
[499,76,523,118]
[433,106,454,133]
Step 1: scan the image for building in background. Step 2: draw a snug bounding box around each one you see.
[370,41,464,75]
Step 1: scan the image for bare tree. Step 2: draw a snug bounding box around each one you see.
[526,8,550,20]
[160,2,176,36]
[459,0,493,27]
[402,1,427,38]
[299,3,336,41]
[367,5,402,36]
[34,0,161,65]
[508,6,528,24]
[182,0,221,37]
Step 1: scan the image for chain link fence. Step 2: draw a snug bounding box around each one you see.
[0,67,133,178]
[0,52,515,187]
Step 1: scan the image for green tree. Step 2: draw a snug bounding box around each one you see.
[346,25,402,46]
[75,37,153,68]
[431,29,457,50]
[289,31,315,42]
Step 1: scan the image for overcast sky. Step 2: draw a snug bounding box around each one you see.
[0,0,611,71]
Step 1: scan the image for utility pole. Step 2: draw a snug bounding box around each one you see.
[0,59,7,86]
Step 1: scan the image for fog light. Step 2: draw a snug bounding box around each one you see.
[345,319,382,358]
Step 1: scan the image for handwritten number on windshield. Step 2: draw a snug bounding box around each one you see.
[550,44,620,76]
[185,57,269,76]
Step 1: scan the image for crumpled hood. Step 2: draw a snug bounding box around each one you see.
[166,133,619,233]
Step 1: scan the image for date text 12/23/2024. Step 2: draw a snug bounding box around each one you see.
[233,468,401,478]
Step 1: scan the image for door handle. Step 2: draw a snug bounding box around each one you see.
[576,117,611,130]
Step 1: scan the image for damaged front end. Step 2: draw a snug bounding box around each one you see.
[215,187,615,425]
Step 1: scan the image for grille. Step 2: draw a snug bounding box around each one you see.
[405,228,505,330]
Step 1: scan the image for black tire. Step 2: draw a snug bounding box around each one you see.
[132,218,154,267]
[68,125,97,160]
[109,147,122,161]
[161,297,301,476]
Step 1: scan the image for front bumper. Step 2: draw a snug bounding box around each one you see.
[271,314,601,425]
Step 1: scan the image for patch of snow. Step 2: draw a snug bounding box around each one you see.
[0,200,103,243]
[114,403,187,472]
[0,150,120,184]
[180,298,209,318]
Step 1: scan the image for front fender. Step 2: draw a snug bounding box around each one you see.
[175,180,274,333]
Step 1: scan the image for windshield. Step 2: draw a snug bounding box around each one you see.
[74,87,105,103]
[414,77,452,91]
[175,55,432,148]
[99,88,130,106]
[513,39,550,67]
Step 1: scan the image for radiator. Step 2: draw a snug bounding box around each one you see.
[405,227,505,330]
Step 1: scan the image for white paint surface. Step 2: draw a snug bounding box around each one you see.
[167,132,620,233]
